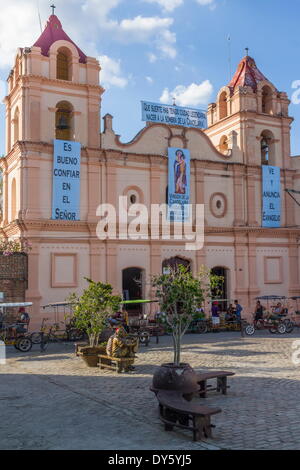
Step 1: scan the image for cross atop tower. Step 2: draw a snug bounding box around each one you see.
[51,4,56,15]
[245,47,249,57]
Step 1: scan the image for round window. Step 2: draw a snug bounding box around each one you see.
[210,193,227,218]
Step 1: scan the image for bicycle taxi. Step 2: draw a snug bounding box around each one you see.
[0,302,33,352]
[119,299,164,345]
[244,295,289,336]
[30,301,85,344]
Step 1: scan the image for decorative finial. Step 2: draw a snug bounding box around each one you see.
[51,4,56,15]
[245,47,249,57]
[172,97,176,106]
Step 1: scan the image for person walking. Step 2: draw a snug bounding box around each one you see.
[234,300,243,320]
[211,301,220,332]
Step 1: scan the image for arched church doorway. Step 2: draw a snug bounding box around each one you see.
[162,256,191,273]
[211,266,229,312]
[122,267,144,313]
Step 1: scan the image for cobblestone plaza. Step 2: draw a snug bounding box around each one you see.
[1,332,300,450]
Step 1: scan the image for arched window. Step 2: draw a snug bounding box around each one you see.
[13,108,19,143]
[262,85,273,114]
[11,178,17,220]
[55,101,73,141]
[261,130,275,166]
[57,48,71,81]
[219,91,228,119]
[219,135,229,154]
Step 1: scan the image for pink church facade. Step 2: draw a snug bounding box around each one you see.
[1,14,300,327]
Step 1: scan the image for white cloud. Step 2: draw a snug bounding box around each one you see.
[160,80,213,107]
[99,55,128,88]
[156,29,176,58]
[195,0,216,9]
[148,53,158,63]
[0,1,178,71]
[143,0,183,12]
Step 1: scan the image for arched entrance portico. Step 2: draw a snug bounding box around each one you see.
[162,256,191,273]
[122,267,144,313]
[211,266,230,311]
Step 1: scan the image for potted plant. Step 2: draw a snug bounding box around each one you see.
[151,265,222,393]
[69,278,122,367]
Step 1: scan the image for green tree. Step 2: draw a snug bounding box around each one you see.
[151,265,222,366]
[68,278,122,348]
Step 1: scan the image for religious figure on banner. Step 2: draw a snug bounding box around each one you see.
[174,149,187,194]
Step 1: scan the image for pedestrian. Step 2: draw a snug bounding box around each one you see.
[234,300,243,320]
[211,301,220,331]
[254,301,264,322]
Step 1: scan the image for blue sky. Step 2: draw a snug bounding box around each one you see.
[1,0,300,155]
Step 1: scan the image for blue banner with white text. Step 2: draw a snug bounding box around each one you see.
[262,165,281,228]
[52,140,81,221]
[141,101,207,129]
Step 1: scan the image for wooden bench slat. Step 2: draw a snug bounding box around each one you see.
[154,390,222,441]
[157,391,221,417]
[196,371,235,380]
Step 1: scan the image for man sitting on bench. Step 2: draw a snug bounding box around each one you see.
[106,327,138,371]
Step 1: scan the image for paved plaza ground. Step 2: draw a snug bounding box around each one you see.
[1,331,300,450]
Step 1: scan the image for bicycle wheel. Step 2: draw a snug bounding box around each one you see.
[16,337,32,352]
[139,331,150,346]
[197,322,208,334]
[31,332,42,344]
[277,323,287,335]
[284,321,295,334]
[245,324,255,336]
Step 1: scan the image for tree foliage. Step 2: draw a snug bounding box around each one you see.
[68,278,122,348]
[151,265,222,366]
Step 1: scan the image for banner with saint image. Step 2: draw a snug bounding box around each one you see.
[168,148,191,222]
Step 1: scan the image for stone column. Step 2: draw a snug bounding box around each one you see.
[247,233,260,305]
[246,167,259,226]
[106,242,118,291]
[233,165,245,226]
[288,233,300,296]
[284,171,295,228]
[150,242,162,314]
[87,150,101,223]
[193,161,206,270]
[234,233,248,311]
[89,240,104,283]
[26,242,42,326]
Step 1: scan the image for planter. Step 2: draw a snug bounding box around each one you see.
[78,345,107,367]
[152,363,199,394]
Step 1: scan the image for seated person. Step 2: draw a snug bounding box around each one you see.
[266,303,284,321]
[108,311,123,327]
[106,327,139,360]
[10,307,30,338]
[254,301,264,322]
[226,304,235,322]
